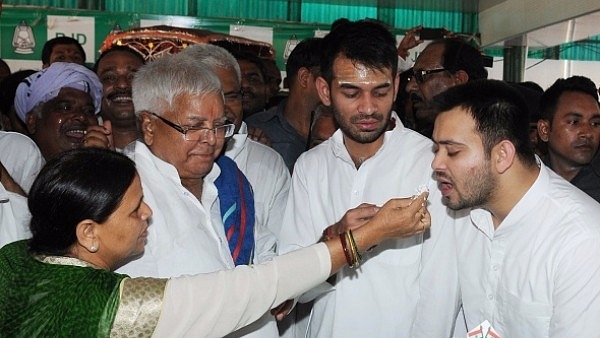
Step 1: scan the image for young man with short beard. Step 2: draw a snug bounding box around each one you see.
[432,79,600,337]
[278,20,467,338]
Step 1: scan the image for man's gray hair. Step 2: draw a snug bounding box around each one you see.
[177,43,241,83]
[132,52,222,116]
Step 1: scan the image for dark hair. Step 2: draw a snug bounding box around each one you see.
[28,148,137,255]
[507,82,543,122]
[0,58,10,76]
[540,76,599,123]
[330,18,351,31]
[434,79,536,167]
[428,38,488,80]
[285,38,323,88]
[232,51,268,82]
[92,46,145,73]
[320,19,398,84]
[41,36,86,65]
[0,69,36,115]
[518,81,544,93]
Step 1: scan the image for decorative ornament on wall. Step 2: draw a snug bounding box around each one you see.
[12,20,36,54]
[283,34,299,61]
[100,25,275,62]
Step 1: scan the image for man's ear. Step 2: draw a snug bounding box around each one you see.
[453,70,469,85]
[75,219,99,253]
[493,140,516,174]
[25,112,38,135]
[297,67,312,89]
[537,119,550,142]
[315,76,331,106]
[139,112,154,145]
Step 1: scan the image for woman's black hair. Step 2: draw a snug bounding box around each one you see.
[28,148,137,255]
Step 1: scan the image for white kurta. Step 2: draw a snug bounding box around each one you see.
[0,131,44,246]
[153,243,331,338]
[0,131,44,193]
[224,122,291,243]
[0,185,30,247]
[457,162,600,337]
[118,142,234,277]
[119,141,278,338]
[278,117,465,338]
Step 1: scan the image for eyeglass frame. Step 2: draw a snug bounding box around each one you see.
[147,112,235,141]
[412,68,449,84]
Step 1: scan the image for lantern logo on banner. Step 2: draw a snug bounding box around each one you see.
[12,20,36,54]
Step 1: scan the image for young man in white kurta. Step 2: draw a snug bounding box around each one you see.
[457,161,600,337]
[277,20,465,338]
[431,79,600,337]
[279,118,464,337]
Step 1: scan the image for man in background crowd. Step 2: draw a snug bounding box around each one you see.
[537,75,600,202]
[94,46,145,151]
[42,36,86,68]
[406,37,487,137]
[14,62,112,160]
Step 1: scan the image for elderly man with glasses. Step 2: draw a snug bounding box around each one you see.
[406,38,488,138]
[117,52,279,338]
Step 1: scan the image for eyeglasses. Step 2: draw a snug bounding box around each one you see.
[149,112,235,141]
[412,68,448,84]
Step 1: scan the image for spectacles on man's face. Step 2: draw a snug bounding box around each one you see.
[412,68,448,84]
[148,112,235,141]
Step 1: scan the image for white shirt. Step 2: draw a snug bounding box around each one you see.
[0,131,44,193]
[278,117,465,338]
[118,141,233,277]
[0,185,30,247]
[225,122,291,242]
[119,141,278,338]
[0,131,43,246]
[457,162,600,337]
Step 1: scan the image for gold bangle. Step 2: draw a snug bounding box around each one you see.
[346,230,362,268]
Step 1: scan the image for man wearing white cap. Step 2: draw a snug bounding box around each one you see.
[15,62,113,160]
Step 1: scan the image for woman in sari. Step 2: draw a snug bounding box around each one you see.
[0,148,429,338]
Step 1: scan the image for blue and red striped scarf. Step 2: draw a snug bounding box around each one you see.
[215,156,255,266]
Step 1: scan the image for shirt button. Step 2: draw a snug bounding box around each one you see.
[488,294,494,300]
[492,265,499,271]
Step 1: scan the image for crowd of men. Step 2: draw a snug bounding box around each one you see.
[1,18,600,338]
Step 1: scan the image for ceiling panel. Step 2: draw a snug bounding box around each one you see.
[526,11,600,48]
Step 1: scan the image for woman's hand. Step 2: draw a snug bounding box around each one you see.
[361,192,430,245]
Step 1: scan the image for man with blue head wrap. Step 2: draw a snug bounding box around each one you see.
[15,62,113,160]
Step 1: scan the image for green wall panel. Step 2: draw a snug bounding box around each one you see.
[301,2,378,23]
